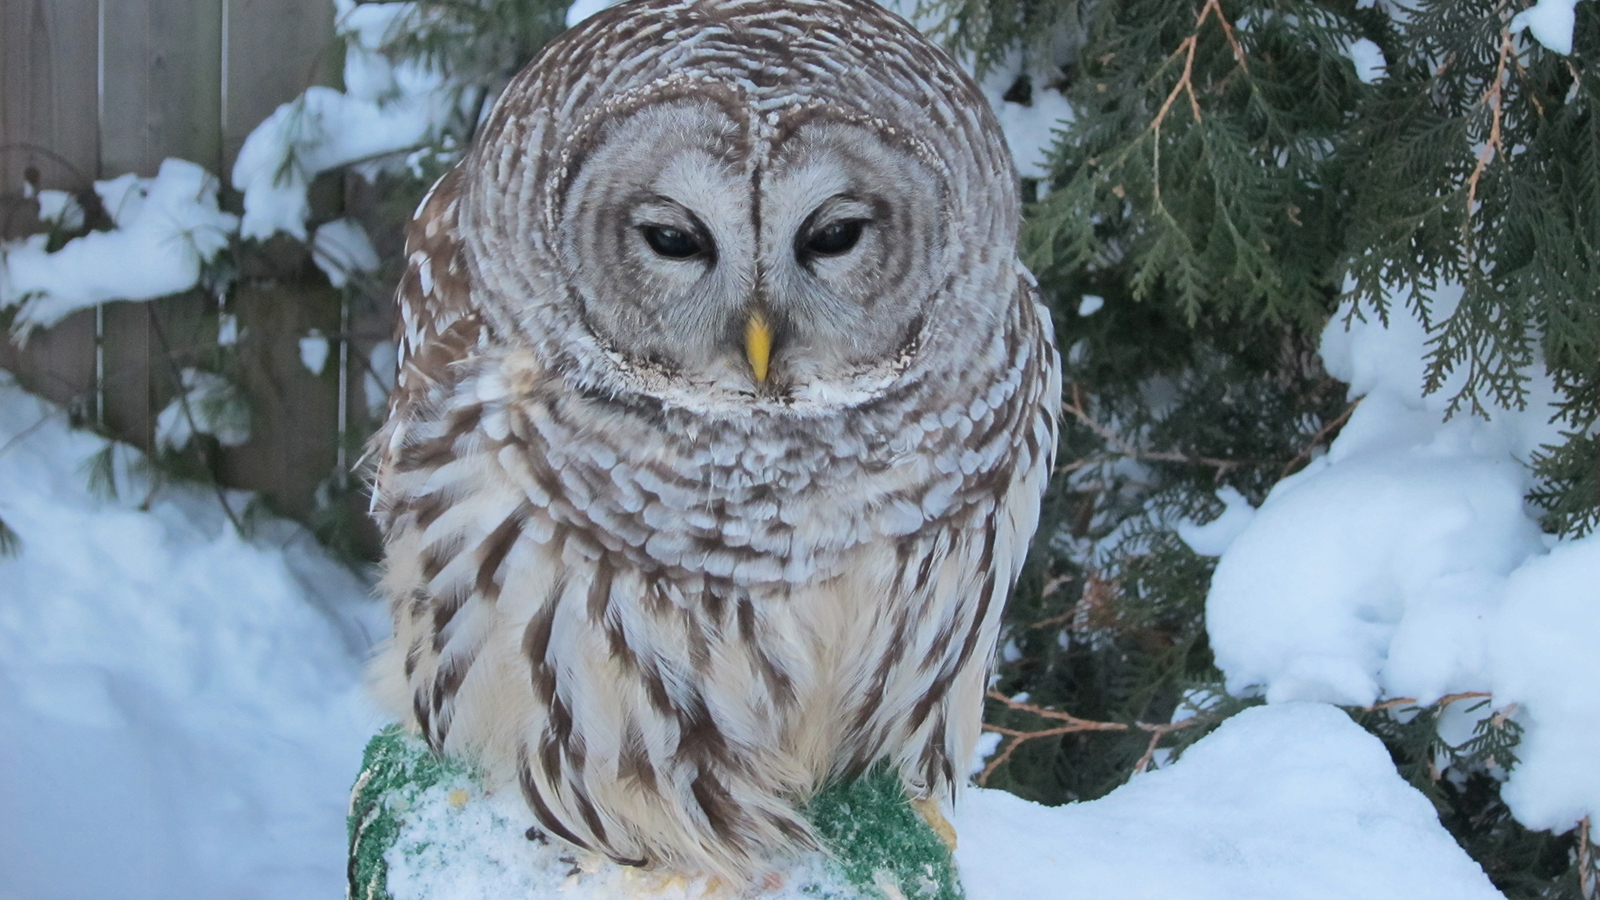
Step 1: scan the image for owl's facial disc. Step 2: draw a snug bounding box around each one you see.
[556,100,946,409]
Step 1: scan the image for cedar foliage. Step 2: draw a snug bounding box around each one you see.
[927,0,1599,896]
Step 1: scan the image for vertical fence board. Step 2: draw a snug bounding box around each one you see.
[221,281,341,521]
[0,0,100,196]
[2,0,378,543]
[99,0,225,178]
[0,0,101,415]
[222,0,338,177]
[0,314,97,419]
[96,0,226,450]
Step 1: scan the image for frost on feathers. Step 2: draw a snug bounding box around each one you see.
[0,160,237,334]
[1204,280,1599,835]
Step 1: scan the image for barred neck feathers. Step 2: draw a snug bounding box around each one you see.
[445,276,1040,590]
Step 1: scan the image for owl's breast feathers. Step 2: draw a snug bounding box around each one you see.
[371,172,1059,879]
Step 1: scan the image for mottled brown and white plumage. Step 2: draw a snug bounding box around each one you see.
[368,0,1060,880]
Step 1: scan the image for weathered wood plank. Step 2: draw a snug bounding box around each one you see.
[0,0,101,418]
[0,311,98,419]
[99,0,225,178]
[222,0,338,177]
[0,0,100,197]
[221,280,342,521]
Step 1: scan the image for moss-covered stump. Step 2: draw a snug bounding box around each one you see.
[347,726,962,899]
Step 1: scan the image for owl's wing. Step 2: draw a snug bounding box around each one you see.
[370,164,484,528]
[838,269,1061,799]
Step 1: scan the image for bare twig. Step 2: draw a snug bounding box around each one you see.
[1133,718,1208,775]
[1364,691,1493,712]
[1146,0,1252,200]
[1463,25,1514,244]
[1062,383,1252,476]
[1280,400,1360,479]
[147,306,246,535]
[979,689,1210,785]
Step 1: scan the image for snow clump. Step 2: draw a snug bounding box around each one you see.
[1203,281,1600,837]
[0,159,237,333]
[232,0,457,240]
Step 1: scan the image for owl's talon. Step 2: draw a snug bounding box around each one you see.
[911,796,958,851]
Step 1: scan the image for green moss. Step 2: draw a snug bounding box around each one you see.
[347,726,470,900]
[805,768,963,900]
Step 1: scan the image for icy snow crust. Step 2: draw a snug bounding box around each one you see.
[0,377,385,900]
[1204,285,1600,835]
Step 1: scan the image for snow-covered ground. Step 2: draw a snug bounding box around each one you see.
[0,377,386,900]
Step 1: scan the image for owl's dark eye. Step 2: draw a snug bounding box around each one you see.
[801,219,866,258]
[641,225,705,260]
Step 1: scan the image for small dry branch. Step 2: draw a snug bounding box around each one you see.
[979,689,1208,785]
[1063,383,1251,477]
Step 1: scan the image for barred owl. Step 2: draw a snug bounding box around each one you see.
[369,0,1060,881]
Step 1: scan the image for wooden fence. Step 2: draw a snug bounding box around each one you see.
[1,0,396,544]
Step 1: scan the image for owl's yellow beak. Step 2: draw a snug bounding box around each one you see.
[745,312,771,383]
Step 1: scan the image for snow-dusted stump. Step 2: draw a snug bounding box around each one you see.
[348,704,1504,900]
[347,727,961,900]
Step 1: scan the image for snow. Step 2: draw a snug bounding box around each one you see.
[1344,37,1387,83]
[989,85,1074,181]
[0,376,385,899]
[35,189,85,231]
[311,217,381,288]
[1177,486,1258,557]
[1510,0,1586,55]
[0,159,237,333]
[366,340,398,417]
[971,56,1074,182]
[1076,294,1105,316]
[232,1,456,241]
[566,0,623,27]
[154,368,254,450]
[382,774,854,900]
[1490,536,1600,832]
[1204,282,1599,835]
[300,329,332,377]
[957,704,1502,900]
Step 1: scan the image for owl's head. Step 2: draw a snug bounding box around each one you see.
[461,0,1020,416]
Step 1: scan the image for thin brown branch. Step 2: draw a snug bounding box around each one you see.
[147,306,246,535]
[1365,691,1493,712]
[980,690,1215,785]
[1062,384,1252,475]
[987,690,1130,729]
[1463,25,1513,245]
[1132,718,1208,774]
[1280,400,1360,480]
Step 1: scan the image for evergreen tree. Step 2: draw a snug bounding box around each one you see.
[925,0,1598,895]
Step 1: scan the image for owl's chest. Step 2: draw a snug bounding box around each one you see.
[480,390,933,589]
